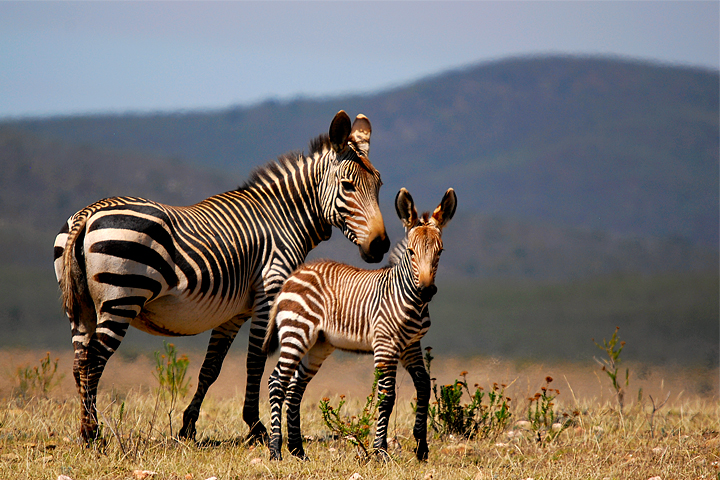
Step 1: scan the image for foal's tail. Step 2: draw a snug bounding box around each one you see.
[261,300,280,355]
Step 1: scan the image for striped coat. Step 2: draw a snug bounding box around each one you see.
[264,187,456,460]
[53,111,390,443]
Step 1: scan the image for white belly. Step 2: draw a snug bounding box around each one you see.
[324,330,373,353]
[132,290,252,336]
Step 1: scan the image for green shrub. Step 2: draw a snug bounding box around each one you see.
[319,368,385,459]
[424,347,512,440]
[13,352,63,400]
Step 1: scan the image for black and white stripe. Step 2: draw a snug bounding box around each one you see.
[53,111,390,443]
[264,187,456,461]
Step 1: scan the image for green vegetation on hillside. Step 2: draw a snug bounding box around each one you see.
[0,56,717,366]
[428,272,719,366]
[7,56,718,244]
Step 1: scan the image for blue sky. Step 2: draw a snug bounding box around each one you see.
[1,1,718,118]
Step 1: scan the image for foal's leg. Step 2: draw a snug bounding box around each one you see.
[284,341,335,459]
[400,342,430,460]
[267,363,298,460]
[372,349,399,456]
[267,320,317,460]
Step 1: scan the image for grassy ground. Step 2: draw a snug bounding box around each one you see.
[0,350,717,479]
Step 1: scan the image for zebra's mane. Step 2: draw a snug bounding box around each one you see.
[237,134,332,192]
[386,236,408,267]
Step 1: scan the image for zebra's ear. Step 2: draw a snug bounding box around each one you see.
[395,188,418,229]
[431,188,457,229]
[329,110,352,154]
[349,114,372,156]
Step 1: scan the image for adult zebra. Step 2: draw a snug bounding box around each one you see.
[263,187,456,461]
[53,111,390,444]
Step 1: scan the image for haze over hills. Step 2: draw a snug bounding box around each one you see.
[9,56,719,246]
[1,55,717,364]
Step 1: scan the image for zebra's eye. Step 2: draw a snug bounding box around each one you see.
[341,180,356,192]
[407,248,415,257]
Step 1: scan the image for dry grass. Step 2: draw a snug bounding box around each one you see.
[0,349,718,479]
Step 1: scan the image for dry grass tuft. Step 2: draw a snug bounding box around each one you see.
[0,350,717,479]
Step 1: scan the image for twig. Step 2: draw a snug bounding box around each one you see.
[648,391,671,438]
[99,411,126,457]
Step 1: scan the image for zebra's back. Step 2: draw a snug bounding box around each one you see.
[54,194,262,336]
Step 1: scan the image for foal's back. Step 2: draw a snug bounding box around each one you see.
[273,259,390,351]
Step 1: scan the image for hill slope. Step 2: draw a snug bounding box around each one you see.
[0,56,717,363]
[8,55,719,246]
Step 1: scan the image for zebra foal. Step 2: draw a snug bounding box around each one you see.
[263,187,456,461]
[54,111,390,444]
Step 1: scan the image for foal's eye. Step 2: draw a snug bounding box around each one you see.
[407,248,415,257]
[341,180,356,192]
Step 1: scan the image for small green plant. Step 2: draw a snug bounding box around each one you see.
[319,368,385,459]
[13,352,63,400]
[593,326,628,412]
[424,347,512,440]
[527,376,558,430]
[526,376,576,443]
[151,342,190,437]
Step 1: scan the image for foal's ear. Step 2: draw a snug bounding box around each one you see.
[395,188,418,229]
[431,188,457,229]
[349,114,372,157]
[329,110,352,154]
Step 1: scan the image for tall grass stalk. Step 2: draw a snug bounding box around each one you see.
[593,326,629,412]
[151,342,190,438]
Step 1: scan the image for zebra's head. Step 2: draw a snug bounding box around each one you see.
[321,111,390,263]
[395,187,457,303]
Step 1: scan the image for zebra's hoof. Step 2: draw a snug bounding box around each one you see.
[80,423,100,446]
[289,446,308,461]
[179,409,198,440]
[178,424,196,440]
[415,440,429,461]
[246,424,269,446]
[374,448,391,463]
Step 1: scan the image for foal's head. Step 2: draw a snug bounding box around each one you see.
[395,187,457,302]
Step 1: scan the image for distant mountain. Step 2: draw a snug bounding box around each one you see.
[1,56,717,363]
[0,126,235,268]
[7,55,718,247]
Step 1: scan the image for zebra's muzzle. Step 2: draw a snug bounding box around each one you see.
[360,234,391,263]
[419,284,437,303]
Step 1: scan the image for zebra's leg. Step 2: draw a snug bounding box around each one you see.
[243,314,272,444]
[285,341,335,459]
[70,309,97,443]
[179,315,248,440]
[372,352,399,458]
[75,312,131,444]
[400,342,430,461]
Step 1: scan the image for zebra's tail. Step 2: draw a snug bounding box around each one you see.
[262,300,280,355]
[60,207,93,320]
